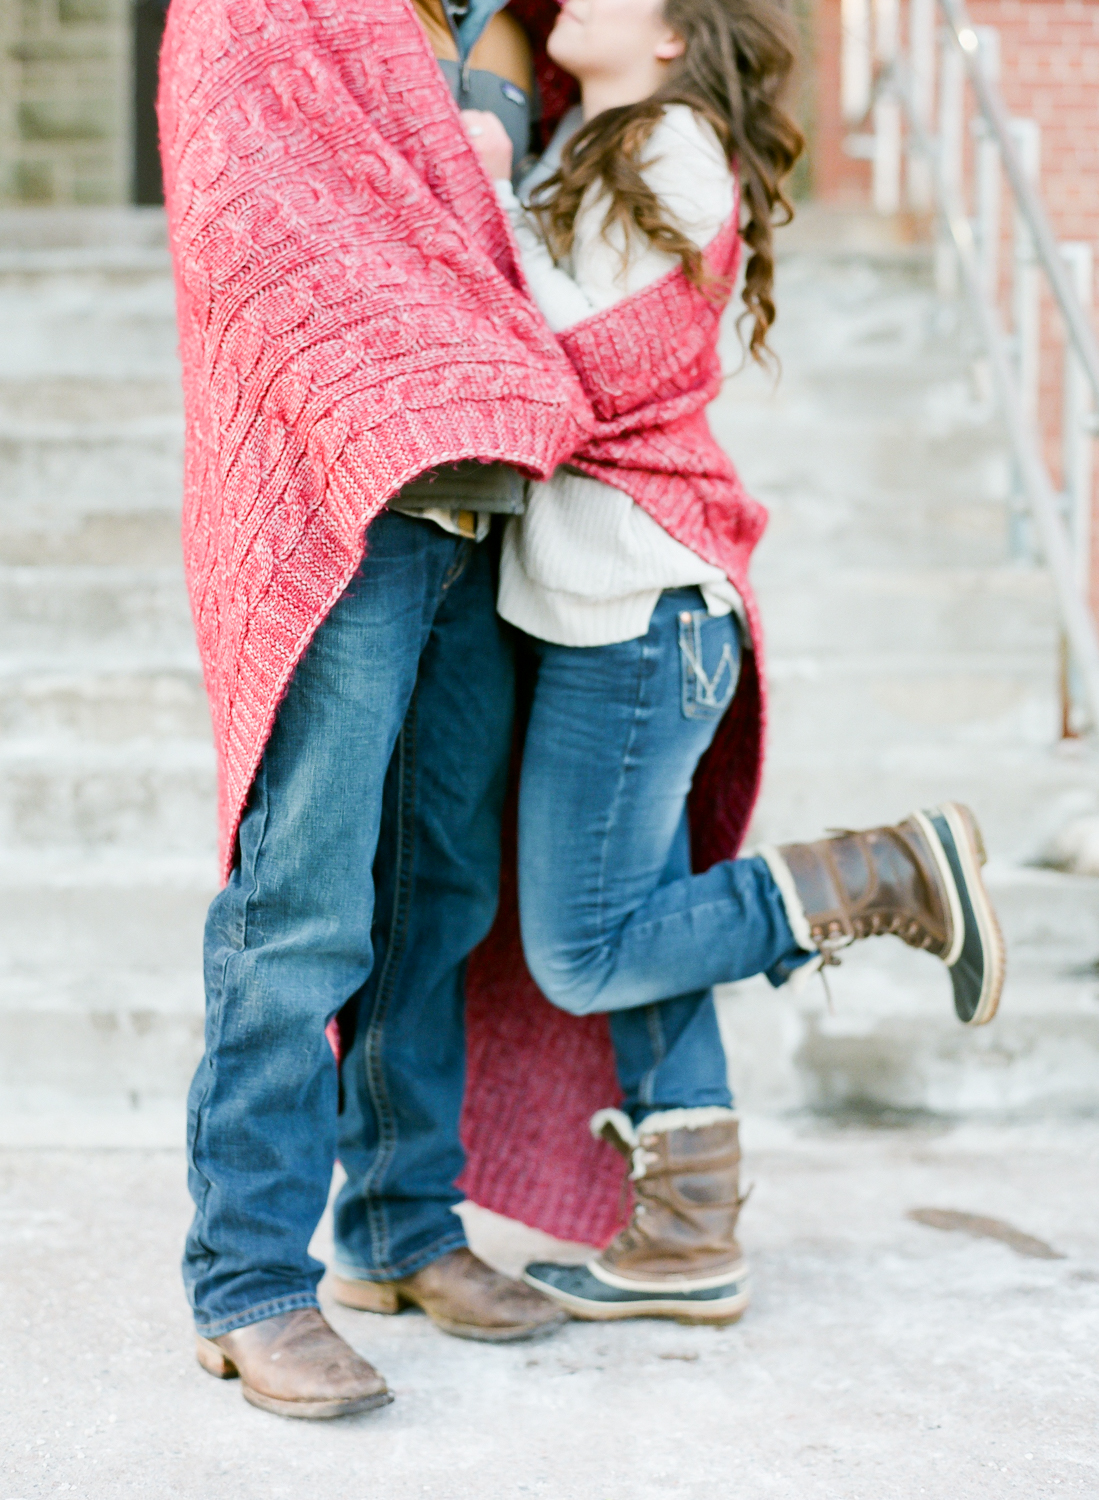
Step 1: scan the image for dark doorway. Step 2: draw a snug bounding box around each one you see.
[132,0,169,204]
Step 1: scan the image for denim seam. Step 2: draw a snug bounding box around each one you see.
[612,893,738,944]
[194,1290,320,1339]
[188,765,272,1234]
[440,540,473,594]
[594,635,653,949]
[638,1003,667,1109]
[357,695,419,1272]
[236,758,270,955]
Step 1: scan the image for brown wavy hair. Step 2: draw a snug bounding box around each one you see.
[529,0,804,362]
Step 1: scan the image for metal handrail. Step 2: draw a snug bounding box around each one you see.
[863,0,1099,731]
[893,57,1099,726]
[936,0,1099,414]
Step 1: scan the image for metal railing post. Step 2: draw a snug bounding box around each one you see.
[893,47,1099,734]
[907,0,936,210]
[935,32,965,296]
[842,0,874,124]
[873,0,902,213]
[1061,243,1095,593]
[1008,118,1041,560]
[1060,242,1095,733]
[1010,119,1041,423]
[972,28,1001,301]
[937,0,1099,410]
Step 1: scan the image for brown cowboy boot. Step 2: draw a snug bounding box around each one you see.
[524,1108,749,1324]
[195,1307,391,1419]
[329,1247,567,1343]
[760,801,1005,1026]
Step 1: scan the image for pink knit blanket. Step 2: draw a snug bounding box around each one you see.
[160,0,767,1249]
[461,217,770,1245]
[158,0,593,873]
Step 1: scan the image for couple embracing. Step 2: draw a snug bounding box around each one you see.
[159,0,1004,1421]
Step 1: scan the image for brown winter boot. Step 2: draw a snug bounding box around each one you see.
[760,801,1005,1026]
[524,1108,750,1325]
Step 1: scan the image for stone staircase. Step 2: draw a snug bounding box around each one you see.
[1,206,1097,1136]
[0,209,215,1131]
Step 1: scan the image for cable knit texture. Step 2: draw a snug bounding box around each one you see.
[160,0,765,1248]
[159,0,592,875]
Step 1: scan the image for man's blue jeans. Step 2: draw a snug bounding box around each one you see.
[518,588,809,1124]
[184,513,512,1336]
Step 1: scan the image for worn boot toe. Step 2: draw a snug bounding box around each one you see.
[331,1247,568,1343]
[195,1307,392,1419]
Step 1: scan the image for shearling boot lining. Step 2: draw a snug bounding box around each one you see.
[634,1106,739,1135]
[591,1106,740,1181]
[590,1105,738,1148]
[589,1107,637,1148]
[757,844,818,952]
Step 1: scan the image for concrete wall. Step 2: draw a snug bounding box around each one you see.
[0,0,130,205]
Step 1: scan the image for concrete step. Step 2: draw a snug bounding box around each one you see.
[0,421,183,524]
[0,664,208,740]
[750,487,1010,571]
[0,739,216,854]
[985,863,1099,961]
[755,564,1057,656]
[0,970,205,1113]
[0,272,178,380]
[715,400,1006,502]
[1,505,184,567]
[0,207,169,252]
[2,208,1089,1124]
[712,254,1013,580]
[0,851,1085,982]
[0,566,193,654]
[765,651,1059,749]
[3,707,1081,860]
[714,354,1006,485]
[0,375,182,424]
[718,948,1099,1119]
[0,851,215,975]
[748,740,1098,862]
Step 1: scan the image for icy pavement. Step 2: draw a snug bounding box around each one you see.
[1,1116,1098,1499]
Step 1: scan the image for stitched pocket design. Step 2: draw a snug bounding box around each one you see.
[678,609,741,720]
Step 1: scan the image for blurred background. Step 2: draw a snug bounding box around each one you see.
[1,0,1098,1140]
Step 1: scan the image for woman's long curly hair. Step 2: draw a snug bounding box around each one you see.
[529,0,804,362]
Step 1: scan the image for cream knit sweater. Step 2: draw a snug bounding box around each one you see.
[495,105,743,646]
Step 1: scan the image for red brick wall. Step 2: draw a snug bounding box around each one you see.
[971,0,1099,251]
[812,0,1099,238]
[810,0,872,204]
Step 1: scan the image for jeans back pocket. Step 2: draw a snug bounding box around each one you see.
[678,608,742,720]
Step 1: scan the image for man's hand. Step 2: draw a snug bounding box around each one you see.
[460,110,514,182]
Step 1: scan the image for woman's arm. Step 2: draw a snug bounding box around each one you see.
[462,108,596,330]
[495,179,599,331]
